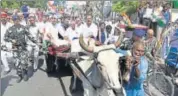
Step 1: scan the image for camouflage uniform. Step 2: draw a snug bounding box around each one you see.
[4,24,36,82]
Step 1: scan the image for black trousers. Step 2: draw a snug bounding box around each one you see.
[151,22,158,37]
[45,53,56,72]
[45,53,68,72]
[142,18,151,28]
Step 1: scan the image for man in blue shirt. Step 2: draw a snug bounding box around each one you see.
[116,41,148,96]
[162,5,171,25]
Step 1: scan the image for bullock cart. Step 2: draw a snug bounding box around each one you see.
[45,44,71,73]
[55,30,128,96]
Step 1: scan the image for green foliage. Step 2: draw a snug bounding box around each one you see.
[112,1,140,15]
[1,0,47,9]
[1,0,20,9]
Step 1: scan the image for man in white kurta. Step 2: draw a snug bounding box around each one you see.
[80,15,98,39]
[56,22,66,38]
[1,12,13,74]
[65,21,79,41]
[46,15,69,47]
[38,15,52,51]
[75,18,83,35]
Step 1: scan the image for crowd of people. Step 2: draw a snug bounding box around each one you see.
[0,1,175,96]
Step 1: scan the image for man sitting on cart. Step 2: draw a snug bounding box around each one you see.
[44,15,70,73]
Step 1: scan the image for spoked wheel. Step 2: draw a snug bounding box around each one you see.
[147,72,174,96]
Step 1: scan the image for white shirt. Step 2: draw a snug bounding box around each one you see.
[143,8,153,19]
[46,23,59,41]
[1,23,12,44]
[80,23,98,38]
[104,34,119,44]
[38,22,51,41]
[76,24,83,35]
[152,7,163,22]
[46,23,69,47]
[105,21,112,26]
[1,22,13,49]
[20,20,27,26]
[65,27,79,41]
[27,24,40,45]
[56,23,66,37]
[111,23,117,35]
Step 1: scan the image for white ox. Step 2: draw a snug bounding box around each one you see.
[57,32,126,96]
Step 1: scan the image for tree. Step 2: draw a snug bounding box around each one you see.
[1,0,47,9]
[112,1,140,26]
[112,1,139,16]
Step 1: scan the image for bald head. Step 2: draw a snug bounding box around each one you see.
[147,29,154,39]
[133,41,145,58]
[133,41,144,49]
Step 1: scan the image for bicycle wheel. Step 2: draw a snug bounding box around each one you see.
[147,72,174,96]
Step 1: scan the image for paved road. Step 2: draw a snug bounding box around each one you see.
[1,55,83,96]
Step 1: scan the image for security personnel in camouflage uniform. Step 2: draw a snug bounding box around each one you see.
[4,15,37,83]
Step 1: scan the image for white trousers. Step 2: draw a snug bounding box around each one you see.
[27,45,39,68]
[157,26,163,41]
[1,51,10,71]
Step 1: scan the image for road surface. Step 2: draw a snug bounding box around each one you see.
[1,55,83,96]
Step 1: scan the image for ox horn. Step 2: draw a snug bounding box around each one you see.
[79,34,94,53]
[114,27,124,48]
